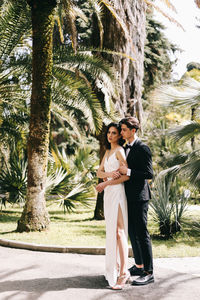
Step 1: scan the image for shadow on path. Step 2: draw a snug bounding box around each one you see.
[0,272,200,300]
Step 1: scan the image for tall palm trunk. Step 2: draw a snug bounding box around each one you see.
[93,0,146,219]
[101,0,146,121]
[17,0,56,232]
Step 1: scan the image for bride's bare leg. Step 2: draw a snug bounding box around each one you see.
[116,205,128,276]
[112,206,129,289]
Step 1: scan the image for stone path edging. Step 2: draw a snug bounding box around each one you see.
[0,237,133,256]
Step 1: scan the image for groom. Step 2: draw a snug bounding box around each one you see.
[119,117,154,286]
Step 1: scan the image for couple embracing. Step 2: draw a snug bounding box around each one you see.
[96,117,154,290]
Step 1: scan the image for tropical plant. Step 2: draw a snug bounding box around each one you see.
[150,173,190,238]
[0,141,97,213]
[46,145,97,212]
[0,144,27,206]
[154,77,200,189]
[0,0,120,229]
[0,0,31,144]
[51,49,117,134]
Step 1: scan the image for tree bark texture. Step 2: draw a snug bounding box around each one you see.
[93,0,146,219]
[94,124,107,220]
[101,0,146,122]
[17,0,56,232]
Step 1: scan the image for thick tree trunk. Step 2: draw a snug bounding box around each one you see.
[93,0,146,219]
[17,0,56,232]
[101,0,146,122]
[94,125,107,220]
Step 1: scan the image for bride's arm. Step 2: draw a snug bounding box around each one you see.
[97,151,121,179]
[96,149,129,193]
[96,174,129,193]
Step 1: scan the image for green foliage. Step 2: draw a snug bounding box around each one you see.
[0,0,31,60]
[46,167,94,213]
[0,141,98,212]
[1,202,200,256]
[150,174,190,238]
[143,10,179,99]
[0,0,31,145]
[187,62,200,71]
[153,77,200,189]
[75,0,93,46]
[46,144,98,213]
[178,150,200,189]
[169,121,200,144]
[0,145,27,205]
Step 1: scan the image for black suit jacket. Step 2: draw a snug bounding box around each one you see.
[124,139,153,202]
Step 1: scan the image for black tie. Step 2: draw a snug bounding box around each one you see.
[125,144,132,150]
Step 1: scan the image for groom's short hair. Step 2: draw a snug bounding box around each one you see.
[120,117,140,131]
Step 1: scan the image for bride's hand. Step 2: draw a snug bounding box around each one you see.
[96,181,107,193]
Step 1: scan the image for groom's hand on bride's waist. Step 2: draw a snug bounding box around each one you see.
[119,163,128,175]
[111,171,121,179]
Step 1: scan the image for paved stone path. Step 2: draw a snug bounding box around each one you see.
[0,246,200,300]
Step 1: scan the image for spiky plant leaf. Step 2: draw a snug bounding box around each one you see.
[169,121,200,144]
[59,183,94,213]
[0,144,27,204]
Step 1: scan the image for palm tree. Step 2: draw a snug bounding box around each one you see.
[0,0,31,173]
[17,0,57,232]
[18,0,111,231]
[155,77,200,189]
[0,0,118,230]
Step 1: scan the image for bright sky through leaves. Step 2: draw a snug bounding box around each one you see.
[154,0,200,79]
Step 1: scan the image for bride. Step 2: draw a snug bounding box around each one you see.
[96,122,130,289]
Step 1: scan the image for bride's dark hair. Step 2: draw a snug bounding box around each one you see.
[105,122,124,149]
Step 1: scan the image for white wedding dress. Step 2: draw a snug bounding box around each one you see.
[103,147,128,287]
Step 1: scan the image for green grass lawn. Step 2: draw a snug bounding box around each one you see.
[0,201,200,258]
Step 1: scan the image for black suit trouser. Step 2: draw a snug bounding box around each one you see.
[127,200,153,273]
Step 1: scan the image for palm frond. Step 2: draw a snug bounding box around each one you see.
[55,50,116,80]
[89,0,104,48]
[62,0,78,52]
[53,65,104,133]
[0,144,27,204]
[51,103,83,140]
[154,77,200,107]
[0,0,31,59]
[143,0,184,30]
[159,0,177,12]
[179,151,200,188]
[85,47,135,62]
[45,167,69,194]
[169,121,200,144]
[60,184,94,213]
[46,148,96,213]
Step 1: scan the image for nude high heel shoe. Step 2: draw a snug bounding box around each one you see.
[112,272,130,290]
